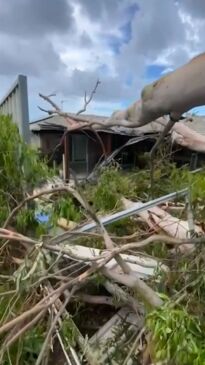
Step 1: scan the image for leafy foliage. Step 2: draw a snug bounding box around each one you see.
[147,304,205,365]
[0,114,51,227]
[87,161,205,216]
[89,165,135,212]
[53,195,82,223]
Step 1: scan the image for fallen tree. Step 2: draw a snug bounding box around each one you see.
[3,52,205,365]
[39,53,205,156]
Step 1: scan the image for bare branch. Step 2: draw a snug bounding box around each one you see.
[3,309,46,351]
[35,286,76,365]
[73,293,115,306]
[102,268,163,308]
[76,79,101,115]
[38,91,106,161]
[39,93,61,112]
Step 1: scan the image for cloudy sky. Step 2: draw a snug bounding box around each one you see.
[0,0,204,121]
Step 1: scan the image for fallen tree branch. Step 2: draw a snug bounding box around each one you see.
[39,90,106,162]
[104,280,142,313]
[76,79,101,115]
[3,308,47,352]
[73,293,115,306]
[35,286,76,365]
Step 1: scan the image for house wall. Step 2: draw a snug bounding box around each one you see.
[30,130,64,166]
[30,132,41,149]
[40,131,63,154]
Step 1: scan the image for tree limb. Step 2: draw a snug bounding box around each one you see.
[76,79,101,115]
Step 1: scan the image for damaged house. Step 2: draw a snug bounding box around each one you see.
[30,113,205,180]
[1,74,205,181]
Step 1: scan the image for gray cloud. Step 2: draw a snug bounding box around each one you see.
[78,32,93,48]
[0,36,66,77]
[0,0,71,79]
[136,1,185,56]
[180,0,205,19]
[0,0,203,119]
[76,0,136,28]
[0,0,74,37]
[42,68,138,102]
[119,0,185,68]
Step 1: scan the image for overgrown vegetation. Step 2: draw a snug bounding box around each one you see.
[147,304,205,365]
[0,115,51,227]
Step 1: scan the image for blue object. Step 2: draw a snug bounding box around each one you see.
[35,213,50,224]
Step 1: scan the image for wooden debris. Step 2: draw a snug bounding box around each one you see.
[59,243,168,278]
[57,217,77,231]
[89,306,144,363]
[122,197,203,253]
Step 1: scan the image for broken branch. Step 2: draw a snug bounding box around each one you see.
[76,79,101,115]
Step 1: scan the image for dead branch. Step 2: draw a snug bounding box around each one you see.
[102,268,163,308]
[35,286,76,365]
[76,79,101,115]
[0,250,128,337]
[38,92,106,161]
[0,228,38,245]
[39,93,78,126]
[39,93,61,112]
[3,309,47,351]
[73,293,115,306]
[45,283,98,365]
[104,280,142,313]
[53,186,164,308]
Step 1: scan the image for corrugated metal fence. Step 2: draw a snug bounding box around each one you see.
[0,75,30,143]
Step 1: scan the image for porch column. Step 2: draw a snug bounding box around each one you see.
[63,133,70,182]
[105,134,112,156]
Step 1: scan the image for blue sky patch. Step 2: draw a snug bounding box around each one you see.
[120,3,139,44]
[97,63,110,76]
[106,35,122,54]
[120,21,132,44]
[145,64,167,80]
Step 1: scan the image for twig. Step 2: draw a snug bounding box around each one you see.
[0,228,38,245]
[76,79,101,115]
[122,327,146,365]
[73,293,115,306]
[35,287,76,365]
[149,117,177,196]
[46,283,98,365]
[3,309,46,350]
[39,93,61,112]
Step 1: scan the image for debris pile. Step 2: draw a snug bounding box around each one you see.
[1,157,205,365]
[2,51,205,364]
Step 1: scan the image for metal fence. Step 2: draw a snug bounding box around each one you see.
[0,75,30,143]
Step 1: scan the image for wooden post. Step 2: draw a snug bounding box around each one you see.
[64,133,69,182]
[105,134,112,156]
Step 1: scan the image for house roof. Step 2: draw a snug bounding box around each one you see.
[29,112,205,137]
[29,113,164,137]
